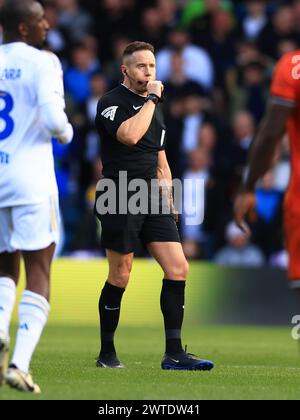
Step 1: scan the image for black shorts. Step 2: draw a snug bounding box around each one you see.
[97,212,180,254]
[95,182,181,254]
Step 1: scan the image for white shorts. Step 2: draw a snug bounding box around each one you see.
[0,196,60,253]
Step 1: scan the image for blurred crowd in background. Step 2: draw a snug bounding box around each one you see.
[1,0,297,266]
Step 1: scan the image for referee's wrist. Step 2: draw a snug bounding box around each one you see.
[145,93,163,105]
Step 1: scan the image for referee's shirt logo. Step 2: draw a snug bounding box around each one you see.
[101,106,119,121]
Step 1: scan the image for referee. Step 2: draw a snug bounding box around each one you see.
[94,41,214,371]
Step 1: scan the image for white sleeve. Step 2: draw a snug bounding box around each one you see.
[36,51,73,144]
[36,51,66,108]
[40,102,73,144]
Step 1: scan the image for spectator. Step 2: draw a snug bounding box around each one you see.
[86,73,108,124]
[231,110,255,164]
[239,0,268,41]
[64,43,101,105]
[164,50,207,100]
[164,98,185,181]
[182,93,211,154]
[225,111,256,202]
[253,171,284,258]
[277,37,300,57]
[103,35,132,88]
[272,135,291,193]
[55,0,93,45]
[182,0,233,31]
[258,5,300,59]
[198,122,217,152]
[93,0,137,63]
[156,27,214,92]
[139,6,168,50]
[182,147,212,259]
[235,38,267,68]
[195,10,237,90]
[293,0,300,32]
[231,61,268,124]
[158,0,181,28]
[44,1,66,58]
[214,221,265,266]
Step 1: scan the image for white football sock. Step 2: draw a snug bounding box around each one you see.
[0,277,16,336]
[11,290,49,373]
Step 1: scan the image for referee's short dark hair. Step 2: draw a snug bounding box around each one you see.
[123,41,155,61]
[0,0,35,33]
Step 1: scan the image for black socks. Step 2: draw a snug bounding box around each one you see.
[99,281,125,356]
[99,279,185,357]
[160,279,185,354]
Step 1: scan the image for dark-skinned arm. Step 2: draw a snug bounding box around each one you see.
[234,100,294,231]
[244,101,293,192]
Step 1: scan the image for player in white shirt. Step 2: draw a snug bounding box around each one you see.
[0,0,73,393]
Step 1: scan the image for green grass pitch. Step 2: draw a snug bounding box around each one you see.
[1,324,300,400]
[1,259,300,400]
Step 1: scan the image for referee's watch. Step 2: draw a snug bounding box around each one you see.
[145,93,163,105]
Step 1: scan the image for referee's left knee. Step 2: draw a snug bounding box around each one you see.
[165,260,189,281]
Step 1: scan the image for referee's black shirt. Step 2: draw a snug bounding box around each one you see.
[95,84,166,180]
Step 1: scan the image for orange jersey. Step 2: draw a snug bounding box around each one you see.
[271,51,300,281]
[271,50,300,208]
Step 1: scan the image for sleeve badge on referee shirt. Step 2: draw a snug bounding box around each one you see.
[101,106,119,121]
